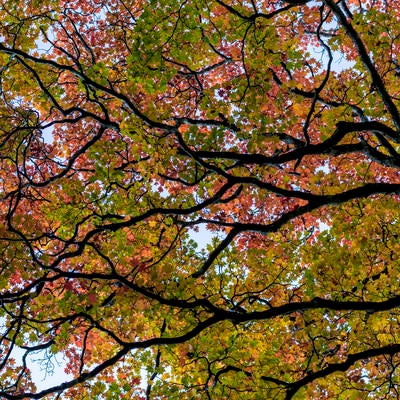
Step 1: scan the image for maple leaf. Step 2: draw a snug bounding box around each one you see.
[0,0,400,399]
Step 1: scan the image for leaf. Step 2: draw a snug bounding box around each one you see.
[0,0,400,399]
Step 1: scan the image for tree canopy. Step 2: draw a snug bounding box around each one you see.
[0,0,399,398]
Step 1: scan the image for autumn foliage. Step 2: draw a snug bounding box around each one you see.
[0,0,400,398]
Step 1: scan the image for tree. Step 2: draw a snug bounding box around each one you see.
[0,0,399,398]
